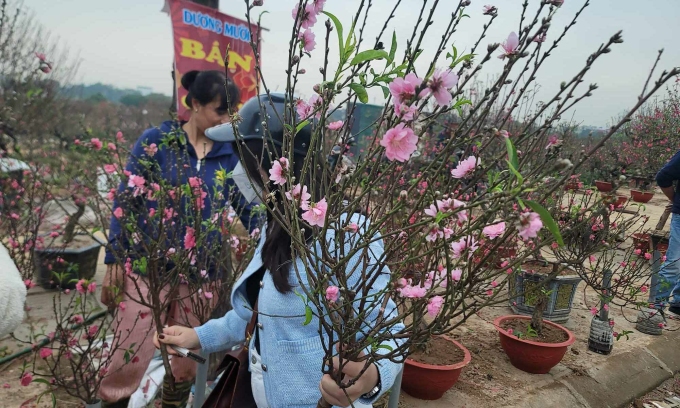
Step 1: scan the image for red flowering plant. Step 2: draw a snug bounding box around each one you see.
[239,1,678,407]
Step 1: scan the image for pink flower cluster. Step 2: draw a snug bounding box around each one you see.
[75,279,96,294]
[291,1,324,52]
[516,212,543,241]
[381,69,458,163]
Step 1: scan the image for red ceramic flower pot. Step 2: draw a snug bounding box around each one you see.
[595,180,613,192]
[631,189,654,203]
[401,337,471,400]
[494,315,575,374]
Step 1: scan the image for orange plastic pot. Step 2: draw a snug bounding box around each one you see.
[401,337,471,400]
[494,315,575,374]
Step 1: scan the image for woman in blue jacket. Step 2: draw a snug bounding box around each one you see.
[153,93,404,408]
[100,71,261,408]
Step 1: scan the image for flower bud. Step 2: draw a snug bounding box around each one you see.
[292,55,300,64]
[313,84,321,94]
[298,69,306,74]
[252,0,263,6]
[399,190,408,200]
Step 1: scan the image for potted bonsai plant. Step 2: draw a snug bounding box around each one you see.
[630,175,655,203]
[33,193,102,289]
[507,259,581,323]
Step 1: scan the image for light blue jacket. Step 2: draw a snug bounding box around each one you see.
[195,213,405,407]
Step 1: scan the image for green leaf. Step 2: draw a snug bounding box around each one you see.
[295,120,310,134]
[381,85,390,99]
[388,31,397,64]
[344,43,356,61]
[350,49,389,66]
[507,160,524,185]
[525,200,564,246]
[452,98,472,116]
[376,344,394,352]
[349,83,369,103]
[32,378,52,386]
[51,393,56,408]
[124,350,131,363]
[303,305,313,325]
[322,11,344,57]
[504,137,519,171]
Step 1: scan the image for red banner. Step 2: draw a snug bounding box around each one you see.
[168,0,260,120]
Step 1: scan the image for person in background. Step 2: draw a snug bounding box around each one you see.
[99,70,261,408]
[0,242,26,338]
[153,93,404,408]
[654,150,680,318]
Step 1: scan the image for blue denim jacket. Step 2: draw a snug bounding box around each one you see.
[195,213,405,407]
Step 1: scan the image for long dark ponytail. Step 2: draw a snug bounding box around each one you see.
[237,138,327,293]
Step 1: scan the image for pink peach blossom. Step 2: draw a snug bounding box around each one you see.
[327,121,344,130]
[451,236,479,259]
[39,348,52,359]
[296,98,313,119]
[395,103,418,121]
[326,286,339,303]
[184,227,196,250]
[427,296,445,317]
[421,69,458,107]
[388,73,423,105]
[312,0,325,13]
[380,123,418,162]
[451,156,480,179]
[20,373,32,386]
[91,138,103,150]
[483,222,506,239]
[144,143,158,157]
[285,184,311,210]
[298,29,316,52]
[302,198,328,227]
[292,3,317,29]
[400,285,427,298]
[269,158,289,185]
[498,31,519,59]
[517,212,542,240]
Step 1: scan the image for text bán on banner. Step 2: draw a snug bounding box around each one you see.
[169,0,260,120]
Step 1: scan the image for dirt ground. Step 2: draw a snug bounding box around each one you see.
[0,186,675,407]
[629,373,680,408]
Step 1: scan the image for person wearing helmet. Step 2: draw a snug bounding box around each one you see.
[153,93,404,407]
[99,71,262,408]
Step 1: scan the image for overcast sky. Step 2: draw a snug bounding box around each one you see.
[24,0,680,127]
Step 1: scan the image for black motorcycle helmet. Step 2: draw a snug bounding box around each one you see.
[205,93,314,156]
